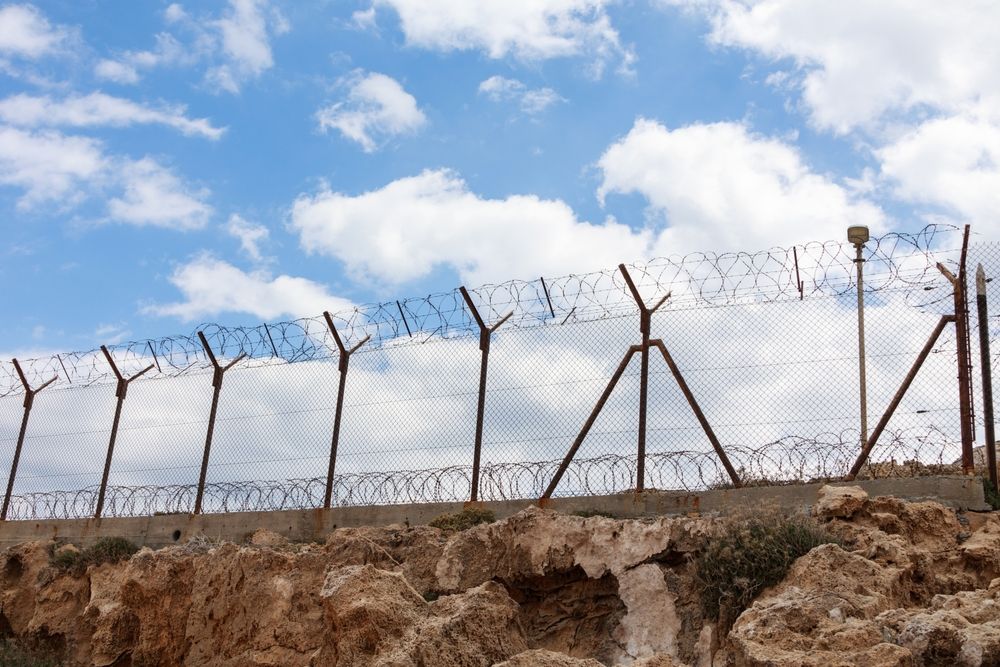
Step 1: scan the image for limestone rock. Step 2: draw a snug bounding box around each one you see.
[496,649,605,666]
[249,528,288,547]
[813,485,868,519]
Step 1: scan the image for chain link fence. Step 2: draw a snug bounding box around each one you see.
[0,224,994,519]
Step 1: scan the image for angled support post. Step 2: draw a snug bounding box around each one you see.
[847,314,955,480]
[977,264,998,489]
[651,339,741,487]
[193,332,246,514]
[1,360,57,521]
[619,264,670,492]
[95,346,154,519]
[540,345,641,500]
[323,312,371,509]
[460,286,513,502]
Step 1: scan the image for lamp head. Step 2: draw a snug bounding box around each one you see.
[847,225,870,246]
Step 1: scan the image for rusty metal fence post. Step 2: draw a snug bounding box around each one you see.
[1,359,57,521]
[977,263,998,488]
[323,311,370,509]
[541,264,740,502]
[460,286,513,503]
[937,225,975,473]
[94,346,154,519]
[619,264,670,491]
[193,332,246,514]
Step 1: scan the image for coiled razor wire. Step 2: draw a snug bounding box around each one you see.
[3,426,962,519]
[0,225,962,396]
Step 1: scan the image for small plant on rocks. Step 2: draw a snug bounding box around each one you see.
[428,507,495,531]
[693,510,839,630]
[50,537,139,576]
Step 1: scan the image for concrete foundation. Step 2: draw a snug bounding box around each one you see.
[0,475,988,550]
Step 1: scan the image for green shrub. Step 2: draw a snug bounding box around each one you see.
[428,508,496,531]
[0,638,63,667]
[984,478,1000,511]
[50,537,139,576]
[571,509,616,518]
[693,511,839,629]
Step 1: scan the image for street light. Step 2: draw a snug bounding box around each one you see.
[848,225,870,448]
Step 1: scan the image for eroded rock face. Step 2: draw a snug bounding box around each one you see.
[1,492,1000,667]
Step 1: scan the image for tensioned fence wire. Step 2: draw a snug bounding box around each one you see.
[0,224,989,519]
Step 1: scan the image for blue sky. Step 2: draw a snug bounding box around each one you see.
[1,0,998,355]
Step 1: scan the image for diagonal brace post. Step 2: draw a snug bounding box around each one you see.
[1,360,57,521]
[651,339,741,487]
[460,286,513,502]
[323,312,371,509]
[541,346,641,500]
[95,346,154,519]
[193,332,246,514]
[618,264,670,492]
[847,314,954,480]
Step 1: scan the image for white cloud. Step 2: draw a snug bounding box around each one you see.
[206,0,287,93]
[226,213,270,262]
[0,92,225,139]
[317,72,427,152]
[97,1,286,92]
[0,4,69,59]
[0,126,212,227]
[290,119,887,287]
[93,59,140,84]
[290,168,652,286]
[597,118,886,252]
[478,75,564,115]
[374,0,634,75]
[669,0,1000,134]
[0,126,108,208]
[877,115,1000,236]
[107,158,212,230]
[145,254,353,321]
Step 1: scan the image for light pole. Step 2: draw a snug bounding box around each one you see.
[849,225,870,448]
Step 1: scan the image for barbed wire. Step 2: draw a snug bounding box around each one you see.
[0,225,962,396]
[2,426,960,520]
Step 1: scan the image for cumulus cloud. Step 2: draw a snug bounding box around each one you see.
[877,116,1000,236]
[144,254,353,321]
[107,158,212,230]
[597,119,886,252]
[96,0,287,92]
[0,125,108,208]
[290,168,652,286]
[316,72,427,152]
[0,4,70,59]
[0,92,225,139]
[225,213,270,262]
[478,76,565,115]
[206,0,288,93]
[666,0,1000,233]
[668,0,1000,133]
[373,0,634,76]
[93,59,140,84]
[0,126,211,228]
[290,120,885,286]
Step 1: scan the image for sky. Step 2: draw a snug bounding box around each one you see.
[1,0,999,356]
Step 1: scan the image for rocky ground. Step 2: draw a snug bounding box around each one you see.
[1,486,999,666]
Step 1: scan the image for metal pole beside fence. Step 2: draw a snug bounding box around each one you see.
[977,264,998,488]
[1,360,56,521]
[460,287,513,503]
[94,346,154,519]
[193,332,246,515]
[322,311,370,509]
[619,264,669,492]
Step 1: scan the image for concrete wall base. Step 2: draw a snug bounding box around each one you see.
[0,475,987,550]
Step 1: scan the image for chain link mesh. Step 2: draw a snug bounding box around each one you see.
[1,224,993,519]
